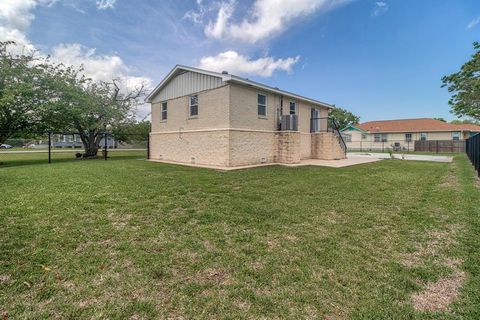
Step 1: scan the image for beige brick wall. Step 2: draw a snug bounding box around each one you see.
[300,133,312,159]
[277,131,301,164]
[149,81,342,167]
[296,101,329,133]
[151,85,230,133]
[312,133,346,160]
[150,130,229,166]
[228,130,278,166]
[229,84,278,131]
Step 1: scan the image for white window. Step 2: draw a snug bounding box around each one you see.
[374,134,388,142]
[343,134,352,142]
[420,132,428,141]
[161,102,167,121]
[452,132,461,141]
[258,94,267,117]
[289,101,296,115]
[189,95,198,117]
[405,133,412,142]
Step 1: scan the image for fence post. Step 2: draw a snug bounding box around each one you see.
[48,132,51,164]
[147,133,150,160]
[104,132,108,161]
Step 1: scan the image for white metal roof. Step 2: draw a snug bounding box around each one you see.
[145,65,333,108]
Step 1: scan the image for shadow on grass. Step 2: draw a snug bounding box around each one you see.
[0,152,146,169]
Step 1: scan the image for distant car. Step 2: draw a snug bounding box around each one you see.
[0,144,13,149]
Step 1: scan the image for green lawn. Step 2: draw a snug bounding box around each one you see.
[1,155,479,319]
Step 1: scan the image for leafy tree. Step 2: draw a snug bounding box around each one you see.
[450,119,480,125]
[112,120,150,145]
[329,106,360,129]
[434,117,446,122]
[0,41,53,144]
[442,42,480,121]
[45,66,148,156]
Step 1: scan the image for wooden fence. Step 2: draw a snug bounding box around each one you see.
[414,140,466,153]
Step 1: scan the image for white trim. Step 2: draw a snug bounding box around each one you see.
[188,94,199,118]
[257,92,267,118]
[289,100,297,115]
[226,75,332,108]
[160,101,168,122]
[145,65,333,109]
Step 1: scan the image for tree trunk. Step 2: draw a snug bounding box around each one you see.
[80,131,101,157]
[0,133,9,145]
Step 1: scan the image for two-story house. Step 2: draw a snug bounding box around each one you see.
[146,65,346,168]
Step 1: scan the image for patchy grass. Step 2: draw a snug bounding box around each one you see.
[0,155,479,319]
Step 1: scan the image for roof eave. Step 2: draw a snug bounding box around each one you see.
[225,76,333,109]
[145,65,334,109]
[145,65,227,103]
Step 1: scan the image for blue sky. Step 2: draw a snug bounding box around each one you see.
[1,0,480,121]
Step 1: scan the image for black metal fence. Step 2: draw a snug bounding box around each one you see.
[342,139,466,153]
[466,133,479,177]
[0,131,149,168]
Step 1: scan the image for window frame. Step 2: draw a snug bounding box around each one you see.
[343,134,352,142]
[160,102,168,121]
[405,133,412,142]
[374,133,388,142]
[257,93,267,118]
[189,94,198,118]
[452,131,461,141]
[420,132,428,141]
[289,101,297,115]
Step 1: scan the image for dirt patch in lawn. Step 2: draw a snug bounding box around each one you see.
[439,162,460,190]
[411,268,466,312]
[404,224,467,312]
[195,268,232,285]
[0,274,10,284]
[402,224,462,268]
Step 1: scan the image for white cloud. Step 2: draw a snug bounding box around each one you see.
[198,50,300,77]
[467,16,480,29]
[203,0,353,43]
[372,1,388,17]
[0,0,44,50]
[96,0,116,10]
[0,1,151,118]
[51,43,152,119]
[51,43,151,89]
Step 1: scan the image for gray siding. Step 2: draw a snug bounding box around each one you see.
[151,71,224,103]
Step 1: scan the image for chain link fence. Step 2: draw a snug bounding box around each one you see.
[344,139,466,153]
[0,131,149,168]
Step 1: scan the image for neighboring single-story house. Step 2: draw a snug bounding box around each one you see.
[341,118,480,151]
[146,65,346,168]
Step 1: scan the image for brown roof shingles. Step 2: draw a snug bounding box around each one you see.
[356,118,480,133]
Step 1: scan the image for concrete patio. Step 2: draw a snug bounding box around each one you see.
[149,156,382,171]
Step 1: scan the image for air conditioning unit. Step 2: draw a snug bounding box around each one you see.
[281,115,298,131]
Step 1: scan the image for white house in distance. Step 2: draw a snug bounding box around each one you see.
[341,118,480,151]
[146,65,346,168]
